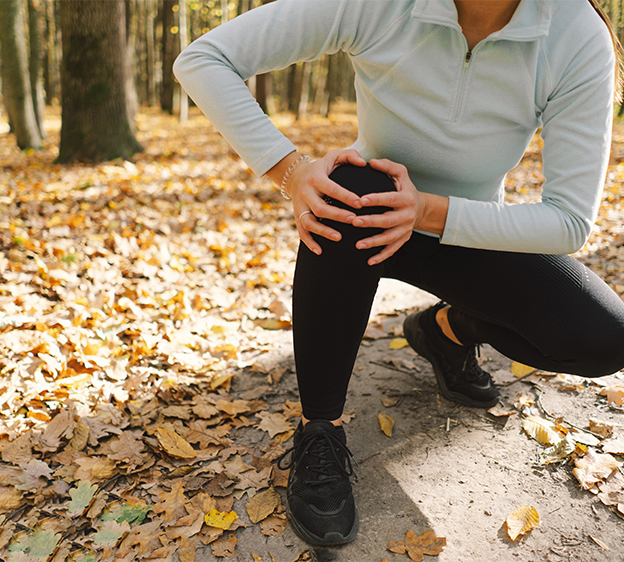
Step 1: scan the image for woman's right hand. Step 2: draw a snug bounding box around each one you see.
[283,149,367,255]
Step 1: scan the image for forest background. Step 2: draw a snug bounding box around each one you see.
[1,1,624,562]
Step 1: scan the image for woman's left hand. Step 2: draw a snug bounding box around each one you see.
[351,158,427,266]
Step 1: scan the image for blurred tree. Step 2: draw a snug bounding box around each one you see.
[28,0,46,137]
[0,0,43,149]
[58,0,142,163]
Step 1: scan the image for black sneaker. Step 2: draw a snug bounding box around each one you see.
[403,302,500,408]
[276,420,358,545]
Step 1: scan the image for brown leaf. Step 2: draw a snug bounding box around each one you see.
[39,405,77,453]
[155,427,197,459]
[0,486,24,512]
[1,432,33,465]
[246,487,281,523]
[260,513,288,536]
[164,510,205,540]
[256,412,292,438]
[387,529,446,561]
[601,385,624,406]
[573,450,622,490]
[154,480,188,522]
[15,459,53,491]
[108,431,146,466]
[211,533,237,558]
[74,456,117,481]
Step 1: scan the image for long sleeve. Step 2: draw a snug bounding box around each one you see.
[440,7,615,254]
[173,0,359,176]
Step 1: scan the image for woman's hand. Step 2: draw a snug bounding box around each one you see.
[288,149,367,255]
[351,158,428,266]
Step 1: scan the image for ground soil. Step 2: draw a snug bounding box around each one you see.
[193,281,624,562]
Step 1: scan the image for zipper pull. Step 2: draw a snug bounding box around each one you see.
[464,50,472,67]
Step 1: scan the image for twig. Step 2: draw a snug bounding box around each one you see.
[499,370,538,387]
[533,386,605,440]
[369,361,414,376]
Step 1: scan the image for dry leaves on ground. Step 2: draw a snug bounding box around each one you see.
[387,529,446,561]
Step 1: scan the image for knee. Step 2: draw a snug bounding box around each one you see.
[565,327,624,378]
[328,164,396,217]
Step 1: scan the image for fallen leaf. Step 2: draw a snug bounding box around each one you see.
[381,396,400,407]
[256,412,293,438]
[204,509,238,530]
[601,385,624,406]
[260,513,288,536]
[522,416,564,446]
[505,505,540,541]
[596,468,624,506]
[211,533,237,557]
[66,481,98,516]
[155,427,197,459]
[388,529,446,561]
[511,362,535,377]
[602,437,624,455]
[378,413,395,437]
[487,404,517,418]
[389,337,409,350]
[588,419,613,439]
[573,449,622,490]
[246,487,280,523]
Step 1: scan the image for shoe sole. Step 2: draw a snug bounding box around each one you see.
[404,311,499,409]
[285,501,359,546]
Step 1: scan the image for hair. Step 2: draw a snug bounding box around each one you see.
[588,0,623,103]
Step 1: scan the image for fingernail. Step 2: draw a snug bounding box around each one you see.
[357,242,368,249]
[353,218,363,227]
[346,215,355,224]
[313,248,321,255]
[369,260,377,266]
[361,197,370,205]
[332,234,340,241]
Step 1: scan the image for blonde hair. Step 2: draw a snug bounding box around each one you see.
[588,0,623,103]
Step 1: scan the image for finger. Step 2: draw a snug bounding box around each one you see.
[356,226,407,250]
[368,158,409,179]
[366,239,405,266]
[309,174,362,209]
[306,198,356,224]
[352,210,408,230]
[297,225,323,255]
[334,148,367,167]
[301,214,343,243]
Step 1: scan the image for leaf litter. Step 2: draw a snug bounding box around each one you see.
[2,107,624,559]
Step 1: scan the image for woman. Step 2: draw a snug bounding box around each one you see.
[174,0,624,547]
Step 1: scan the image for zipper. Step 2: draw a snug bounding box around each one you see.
[451,49,473,123]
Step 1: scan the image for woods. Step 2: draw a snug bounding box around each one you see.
[1,2,624,561]
[0,0,357,161]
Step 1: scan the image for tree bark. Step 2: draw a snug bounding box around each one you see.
[44,0,60,105]
[58,0,142,163]
[0,0,43,149]
[160,0,177,113]
[28,0,46,137]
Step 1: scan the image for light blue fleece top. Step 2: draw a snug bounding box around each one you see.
[173,0,615,254]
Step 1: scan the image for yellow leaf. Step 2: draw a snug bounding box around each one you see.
[522,416,564,446]
[204,509,238,530]
[378,413,395,437]
[511,362,535,377]
[506,505,540,541]
[246,487,281,524]
[389,338,409,350]
[155,427,197,459]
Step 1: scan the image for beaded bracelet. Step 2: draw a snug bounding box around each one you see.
[280,154,311,200]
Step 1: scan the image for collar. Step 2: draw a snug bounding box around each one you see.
[410,0,553,42]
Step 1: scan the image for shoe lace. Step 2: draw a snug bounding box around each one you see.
[276,429,357,486]
[462,344,487,382]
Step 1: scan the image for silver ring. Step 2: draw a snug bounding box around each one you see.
[299,211,313,221]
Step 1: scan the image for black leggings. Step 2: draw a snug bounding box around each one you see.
[292,165,624,420]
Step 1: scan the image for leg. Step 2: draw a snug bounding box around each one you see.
[293,164,396,420]
[286,163,395,546]
[387,237,624,377]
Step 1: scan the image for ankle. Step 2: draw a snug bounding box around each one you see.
[302,415,343,427]
[435,305,464,346]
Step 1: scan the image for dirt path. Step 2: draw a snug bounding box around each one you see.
[195,281,624,562]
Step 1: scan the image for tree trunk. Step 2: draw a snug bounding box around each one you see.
[146,0,156,106]
[44,0,60,105]
[125,0,139,132]
[160,0,177,113]
[28,0,46,137]
[255,73,273,115]
[0,0,42,149]
[58,0,142,163]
